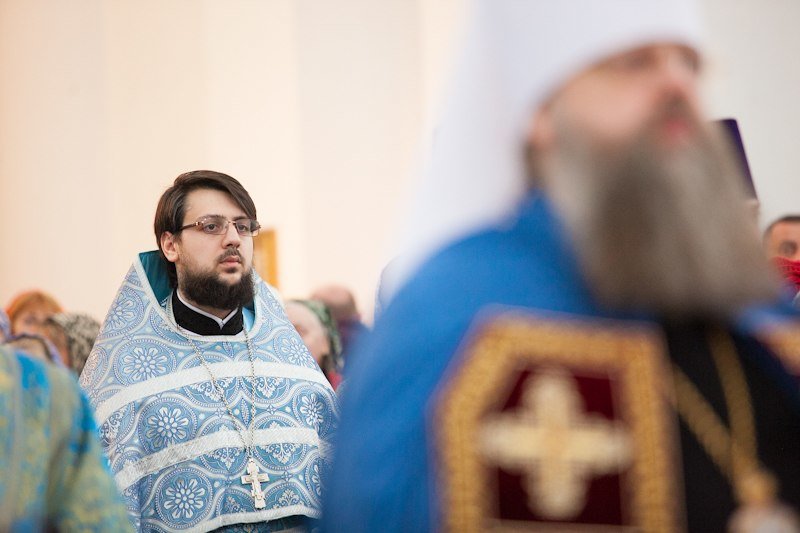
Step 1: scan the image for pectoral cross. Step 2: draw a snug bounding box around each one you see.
[241,458,269,509]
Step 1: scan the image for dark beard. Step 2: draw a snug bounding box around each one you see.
[542,103,778,319]
[180,267,254,312]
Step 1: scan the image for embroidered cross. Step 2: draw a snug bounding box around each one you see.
[241,458,269,509]
[480,367,632,519]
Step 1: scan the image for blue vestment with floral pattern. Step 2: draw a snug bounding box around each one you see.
[81,251,338,532]
[0,345,131,531]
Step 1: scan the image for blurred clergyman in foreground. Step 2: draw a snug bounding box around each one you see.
[325,1,800,531]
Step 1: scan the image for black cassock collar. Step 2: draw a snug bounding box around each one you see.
[171,290,243,336]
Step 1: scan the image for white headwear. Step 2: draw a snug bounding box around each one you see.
[384,0,703,299]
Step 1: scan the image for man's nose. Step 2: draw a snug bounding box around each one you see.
[657,48,699,100]
[221,221,242,246]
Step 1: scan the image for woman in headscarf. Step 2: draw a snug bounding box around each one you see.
[285,299,343,389]
[43,313,101,375]
[5,290,62,338]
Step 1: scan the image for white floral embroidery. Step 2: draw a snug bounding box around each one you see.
[121,346,168,381]
[145,407,189,448]
[108,294,137,330]
[299,394,324,430]
[189,378,232,401]
[99,412,122,443]
[268,443,299,465]
[310,463,322,497]
[274,489,301,508]
[279,336,308,365]
[210,447,241,469]
[163,478,206,519]
[260,377,285,397]
[224,495,245,514]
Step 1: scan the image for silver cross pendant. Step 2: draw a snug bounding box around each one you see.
[241,458,269,509]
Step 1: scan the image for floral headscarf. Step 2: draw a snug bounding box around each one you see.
[48,313,101,375]
[291,299,343,369]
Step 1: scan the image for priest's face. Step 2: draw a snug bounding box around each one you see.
[162,188,255,312]
[532,44,704,155]
[528,43,777,317]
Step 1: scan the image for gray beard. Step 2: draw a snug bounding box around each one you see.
[541,119,778,319]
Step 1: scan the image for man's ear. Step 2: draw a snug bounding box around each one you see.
[160,232,180,263]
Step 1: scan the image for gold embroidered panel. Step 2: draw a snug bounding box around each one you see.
[433,314,684,533]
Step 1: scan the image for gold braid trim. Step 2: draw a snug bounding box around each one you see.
[755,322,800,376]
[668,328,767,502]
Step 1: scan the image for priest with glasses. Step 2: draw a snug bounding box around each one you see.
[81,170,337,532]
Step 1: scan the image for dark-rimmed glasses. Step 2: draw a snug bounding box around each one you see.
[177,216,261,237]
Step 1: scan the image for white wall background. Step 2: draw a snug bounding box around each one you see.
[700,0,800,227]
[1,0,798,323]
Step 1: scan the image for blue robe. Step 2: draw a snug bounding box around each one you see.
[324,193,800,532]
[0,345,131,531]
[81,252,338,532]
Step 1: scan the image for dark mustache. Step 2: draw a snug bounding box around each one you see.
[218,248,242,262]
[654,96,696,125]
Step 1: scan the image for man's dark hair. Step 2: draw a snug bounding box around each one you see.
[154,170,257,287]
[764,214,800,242]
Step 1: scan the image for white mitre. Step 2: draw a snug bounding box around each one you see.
[384,0,703,299]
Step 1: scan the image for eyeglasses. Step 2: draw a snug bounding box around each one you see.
[177,216,261,237]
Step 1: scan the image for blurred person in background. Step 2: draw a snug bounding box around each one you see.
[44,312,101,375]
[4,332,63,366]
[765,215,800,304]
[0,343,131,530]
[311,285,369,368]
[764,215,800,262]
[286,299,343,389]
[6,289,63,338]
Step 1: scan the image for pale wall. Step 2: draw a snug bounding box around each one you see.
[1,0,798,323]
[700,0,800,227]
[0,0,421,322]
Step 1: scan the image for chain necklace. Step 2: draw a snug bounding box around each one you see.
[668,328,799,532]
[181,321,270,509]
